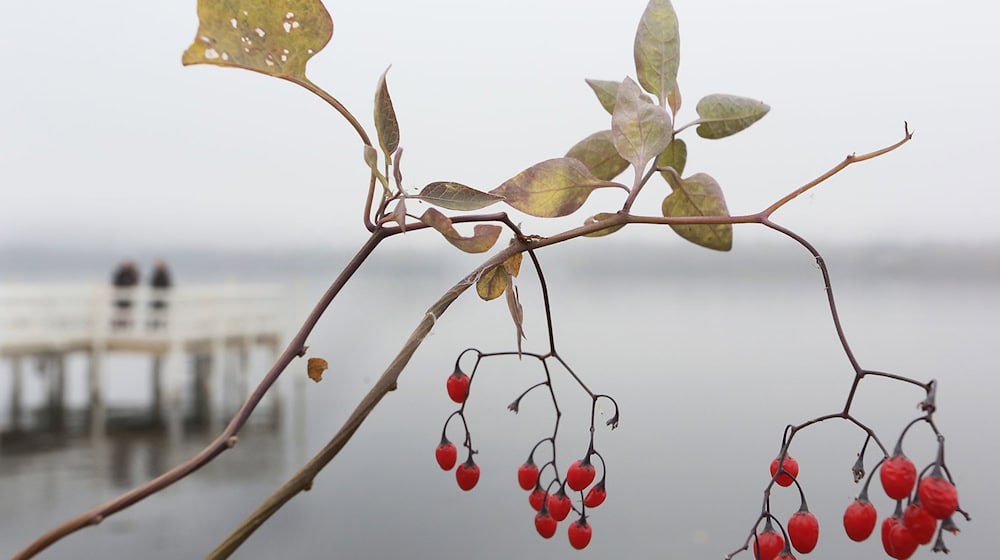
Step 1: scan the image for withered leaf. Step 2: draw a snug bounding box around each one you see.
[419,208,501,253]
[307,357,328,383]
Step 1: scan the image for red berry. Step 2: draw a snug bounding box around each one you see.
[567,517,592,550]
[446,371,470,403]
[917,473,959,520]
[583,482,607,508]
[528,487,546,511]
[880,454,917,500]
[881,516,897,558]
[535,509,557,539]
[843,498,877,542]
[787,510,819,554]
[902,502,937,545]
[753,529,785,560]
[547,489,572,522]
[770,455,799,487]
[566,459,596,491]
[518,461,539,491]
[889,522,919,559]
[435,440,457,471]
[455,458,480,491]
[881,512,918,560]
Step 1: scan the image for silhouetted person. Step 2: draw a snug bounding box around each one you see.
[111,261,139,329]
[148,260,172,330]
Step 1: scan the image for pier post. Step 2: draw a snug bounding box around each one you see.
[151,355,163,424]
[88,283,109,439]
[87,347,107,439]
[10,356,24,431]
[46,353,67,429]
[208,336,225,432]
[163,339,185,442]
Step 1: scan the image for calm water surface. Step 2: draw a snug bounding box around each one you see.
[0,246,997,559]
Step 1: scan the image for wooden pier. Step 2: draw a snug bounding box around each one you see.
[0,283,289,440]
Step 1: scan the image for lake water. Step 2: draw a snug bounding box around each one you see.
[0,242,997,559]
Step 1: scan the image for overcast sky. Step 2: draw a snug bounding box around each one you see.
[2,0,999,253]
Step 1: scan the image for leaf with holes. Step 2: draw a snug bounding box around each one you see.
[566,130,630,181]
[634,0,680,104]
[374,66,400,157]
[585,79,654,115]
[477,265,509,301]
[583,212,625,238]
[661,173,732,251]
[491,158,624,218]
[612,77,673,171]
[695,94,770,139]
[419,208,501,253]
[415,182,504,211]
[182,0,332,80]
[656,139,686,188]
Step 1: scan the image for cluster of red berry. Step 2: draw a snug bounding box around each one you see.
[519,456,602,549]
[843,443,962,559]
[750,435,963,560]
[434,349,619,551]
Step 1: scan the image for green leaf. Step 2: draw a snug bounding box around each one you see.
[476,265,509,301]
[661,172,732,251]
[612,77,673,171]
[415,182,504,211]
[374,66,400,157]
[182,0,332,80]
[491,158,623,218]
[656,138,687,188]
[566,130,630,181]
[633,0,680,104]
[585,79,653,114]
[419,208,502,253]
[695,94,770,139]
[582,212,625,238]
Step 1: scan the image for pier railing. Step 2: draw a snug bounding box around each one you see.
[0,283,289,438]
[0,283,287,355]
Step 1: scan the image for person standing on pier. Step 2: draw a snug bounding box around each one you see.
[111,260,139,329]
[148,260,173,330]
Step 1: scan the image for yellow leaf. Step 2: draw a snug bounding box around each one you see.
[477,265,509,301]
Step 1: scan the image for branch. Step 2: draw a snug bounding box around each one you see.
[208,239,528,557]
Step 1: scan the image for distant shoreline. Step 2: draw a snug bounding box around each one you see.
[2,241,997,283]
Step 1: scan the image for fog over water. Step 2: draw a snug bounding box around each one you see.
[0,242,997,558]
